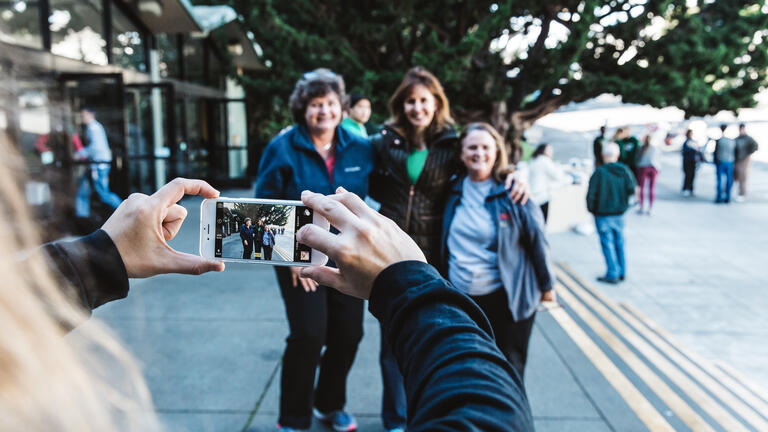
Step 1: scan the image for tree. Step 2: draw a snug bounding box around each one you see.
[220,0,768,157]
[232,203,293,227]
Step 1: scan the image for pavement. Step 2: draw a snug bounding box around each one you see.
[71,153,768,431]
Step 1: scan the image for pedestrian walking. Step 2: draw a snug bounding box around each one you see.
[614,127,640,177]
[255,68,373,432]
[262,227,275,260]
[75,107,122,220]
[636,135,661,215]
[681,129,701,196]
[341,93,371,138]
[734,123,758,202]
[587,142,637,284]
[368,67,529,432]
[593,125,606,169]
[240,218,255,259]
[714,124,737,204]
[529,143,570,222]
[441,123,556,378]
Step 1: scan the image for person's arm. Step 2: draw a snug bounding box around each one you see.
[370,262,534,431]
[40,230,129,316]
[296,189,534,431]
[586,173,598,214]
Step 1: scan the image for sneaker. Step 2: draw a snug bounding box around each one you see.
[313,408,357,432]
[597,276,620,284]
[733,195,745,203]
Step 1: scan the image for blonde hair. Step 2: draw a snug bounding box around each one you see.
[0,131,160,431]
[387,67,455,146]
[459,122,512,183]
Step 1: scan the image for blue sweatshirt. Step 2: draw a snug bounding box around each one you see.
[371,261,534,431]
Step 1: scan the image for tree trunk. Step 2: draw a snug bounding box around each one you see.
[507,95,566,162]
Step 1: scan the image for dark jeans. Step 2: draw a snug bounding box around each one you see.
[274,267,364,429]
[470,288,536,378]
[682,159,696,192]
[242,241,252,259]
[254,241,263,259]
[539,202,549,222]
[263,245,273,260]
[379,324,407,429]
[715,161,734,202]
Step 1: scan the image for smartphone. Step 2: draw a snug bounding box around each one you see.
[199,197,329,266]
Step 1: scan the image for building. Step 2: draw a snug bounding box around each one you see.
[0,0,262,236]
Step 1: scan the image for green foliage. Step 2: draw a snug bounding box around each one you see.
[207,0,768,143]
[231,203,293,227]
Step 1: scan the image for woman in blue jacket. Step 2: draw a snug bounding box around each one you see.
[239,218,255,259]
[255,69,372,432]
[440,122,556,378]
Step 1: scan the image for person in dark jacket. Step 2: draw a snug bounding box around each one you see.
[681,129,701,196]
[262,227,276,260]
[440,123,556,377]
[240,218,255,259]
[255,69,373,432]
[368,67,529,432]
[593,125,606,169]
[613,127,640,177]
[587,142,637,284]
[734,123,759,201]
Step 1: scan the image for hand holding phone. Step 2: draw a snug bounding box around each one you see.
[199,197,330,266]
[102,178,226,278]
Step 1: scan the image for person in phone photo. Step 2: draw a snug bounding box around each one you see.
[240,218,255,259]
[262,227,276,260]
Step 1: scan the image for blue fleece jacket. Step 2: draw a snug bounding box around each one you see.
[255,124,373,200]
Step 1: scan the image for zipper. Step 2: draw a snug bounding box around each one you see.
[404,184,415,232]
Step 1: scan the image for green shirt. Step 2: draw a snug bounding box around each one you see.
[407,148,429,184]
[341,117,367,138]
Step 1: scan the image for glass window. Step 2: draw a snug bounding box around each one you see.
[209,52,226,90]
[183,36,206,85]
[0,0,42,49]
[156,34,179,79]
[50,0,107,65]
[111,2,146,72]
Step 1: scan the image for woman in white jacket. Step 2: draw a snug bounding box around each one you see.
[528,144,570,222]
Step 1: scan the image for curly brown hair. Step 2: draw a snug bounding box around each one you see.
[289,68,346,125]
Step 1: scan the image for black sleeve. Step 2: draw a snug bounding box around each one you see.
[39,229,129,316]
[369,261,534,431]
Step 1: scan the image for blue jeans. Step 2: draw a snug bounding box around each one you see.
[380,323,407,429]
[715,161,734,202]
[76,165,122,217]
[595,215,626,280]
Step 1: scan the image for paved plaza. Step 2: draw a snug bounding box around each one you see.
[73,153,768,432]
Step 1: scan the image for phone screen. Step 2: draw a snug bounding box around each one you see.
[214,201,314,263]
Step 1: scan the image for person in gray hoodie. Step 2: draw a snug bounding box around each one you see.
[587,142,637,284]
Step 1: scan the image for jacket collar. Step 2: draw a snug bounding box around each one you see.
[381,125,458,149]
[291,123,351,153]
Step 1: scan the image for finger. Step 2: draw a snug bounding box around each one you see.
[165,250,225,275]
[152,178,220,208]
[301,190,360,232]
[296,223,339,257]
[300,277,315,292]
[291,272,298,288]
[162,204,188,241]
[300,266,344,290]
[331,188,374,219]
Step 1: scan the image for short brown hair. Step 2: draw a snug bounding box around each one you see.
[289,68,346,125]
[459,122,512,182]
[387,67,454,141]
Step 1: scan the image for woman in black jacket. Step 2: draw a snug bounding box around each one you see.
[368,68,528,432]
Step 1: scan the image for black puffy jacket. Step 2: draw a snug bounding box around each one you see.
[369,125,460,265]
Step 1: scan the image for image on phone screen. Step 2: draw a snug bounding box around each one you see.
[214,201,313,263]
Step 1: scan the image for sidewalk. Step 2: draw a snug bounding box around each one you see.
[73,154,768,431]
